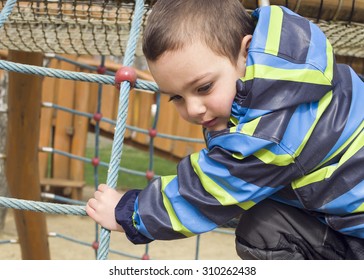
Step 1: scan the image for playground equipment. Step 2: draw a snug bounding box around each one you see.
[0,0,363,260]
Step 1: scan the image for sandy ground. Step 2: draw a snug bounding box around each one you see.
[0,186,240,260]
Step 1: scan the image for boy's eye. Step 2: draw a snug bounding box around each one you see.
[168,95,182,103]
[197,83,212,93]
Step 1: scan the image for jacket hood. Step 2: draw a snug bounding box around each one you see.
[230,6,334,127]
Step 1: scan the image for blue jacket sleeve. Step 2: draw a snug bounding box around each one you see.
[115,140,299,242]
[115,189,153,244]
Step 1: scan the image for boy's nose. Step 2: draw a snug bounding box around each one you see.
[186,98,206,118]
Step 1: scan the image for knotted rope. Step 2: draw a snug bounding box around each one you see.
[0,0,148,260]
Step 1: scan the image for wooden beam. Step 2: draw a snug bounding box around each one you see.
[6,50,50,260]
[243,0,364,23]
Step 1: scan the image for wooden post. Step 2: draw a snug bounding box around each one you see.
[52,55,76,180]
[0,70,8,230]
[6,50,50,259]
[39,58,58,179]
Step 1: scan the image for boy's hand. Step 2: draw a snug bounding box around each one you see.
[86,184,124,232]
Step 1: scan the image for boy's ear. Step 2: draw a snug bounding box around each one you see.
[241,35,252,57]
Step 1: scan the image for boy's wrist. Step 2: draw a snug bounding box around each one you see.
[115,189,153,244]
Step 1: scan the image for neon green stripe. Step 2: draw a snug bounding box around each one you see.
[240,117,261,136]
[353,203,364,214]
[293,130,364,189]
[230,126,237,133]
[160,176,194,237]
[314,121,364,170]
[254,148,294,166]
[233,142,294,166]
[243,64,332,86]
[229,116,238,126]
[230,117,260,136]
[265,6,283,56]
[190,153,238,206]
[324,39,334,82]
[232,152,244,160]
[292,165,336,189]
[337,130,364,164]
[237,200,256,210]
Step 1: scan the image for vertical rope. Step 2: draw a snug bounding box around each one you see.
[92,55,106,258]
[96,0,145,260]
[0,0,17,29]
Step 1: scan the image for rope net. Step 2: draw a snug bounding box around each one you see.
[0,0,363,57]
[0,0,152,56]
[317,21,364,58]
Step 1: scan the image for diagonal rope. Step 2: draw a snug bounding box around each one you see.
[0,196,86,216]
[0,59,159,92]
[96,0,145,260]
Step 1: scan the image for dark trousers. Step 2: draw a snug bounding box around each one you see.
[235,199,364,259]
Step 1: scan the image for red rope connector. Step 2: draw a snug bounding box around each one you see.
[97,66,107,75]
[93,112,103,122]
[91,157,100,167]
[92,241,99,250]
[145,170,154,181]
[114,66,137,90]
[148,128,157,138]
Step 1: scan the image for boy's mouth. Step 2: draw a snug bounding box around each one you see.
[202,118,218,129]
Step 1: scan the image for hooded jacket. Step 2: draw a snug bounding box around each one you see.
[116,6,364,244]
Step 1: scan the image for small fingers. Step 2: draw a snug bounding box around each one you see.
[87,198,97,209]
[85,199,97,218]
[98,184,109,192]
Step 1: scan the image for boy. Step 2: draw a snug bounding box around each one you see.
[86,0,364,259]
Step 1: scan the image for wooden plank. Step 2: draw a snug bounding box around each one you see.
[125,88,136,139]
[38,58,59,179]
[171,117,194,159]
[40,178,85,188]
[40,178,85,201]
[154,94,175,153]
[52,55,77,179]
[132,90,154,145]
[189,124,206,153]
[0,50,7,59]
[88,83,119,136]
[170,120,205,159]
[87,82,99,114]
[69,74,90,182]
[99,84,118,133]
[336,56,364,75]
[6,50,50,260]
[129,89,141,138]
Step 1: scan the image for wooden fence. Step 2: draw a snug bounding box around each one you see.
[38,55,205,184]
[1,53,364,187]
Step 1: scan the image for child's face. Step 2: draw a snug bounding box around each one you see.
[148,41,249,131]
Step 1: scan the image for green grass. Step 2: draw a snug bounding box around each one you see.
[84,143,178,191]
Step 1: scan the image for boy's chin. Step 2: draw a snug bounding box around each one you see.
[205,125,228,132]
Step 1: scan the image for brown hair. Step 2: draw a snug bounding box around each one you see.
[142,0,254,64]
